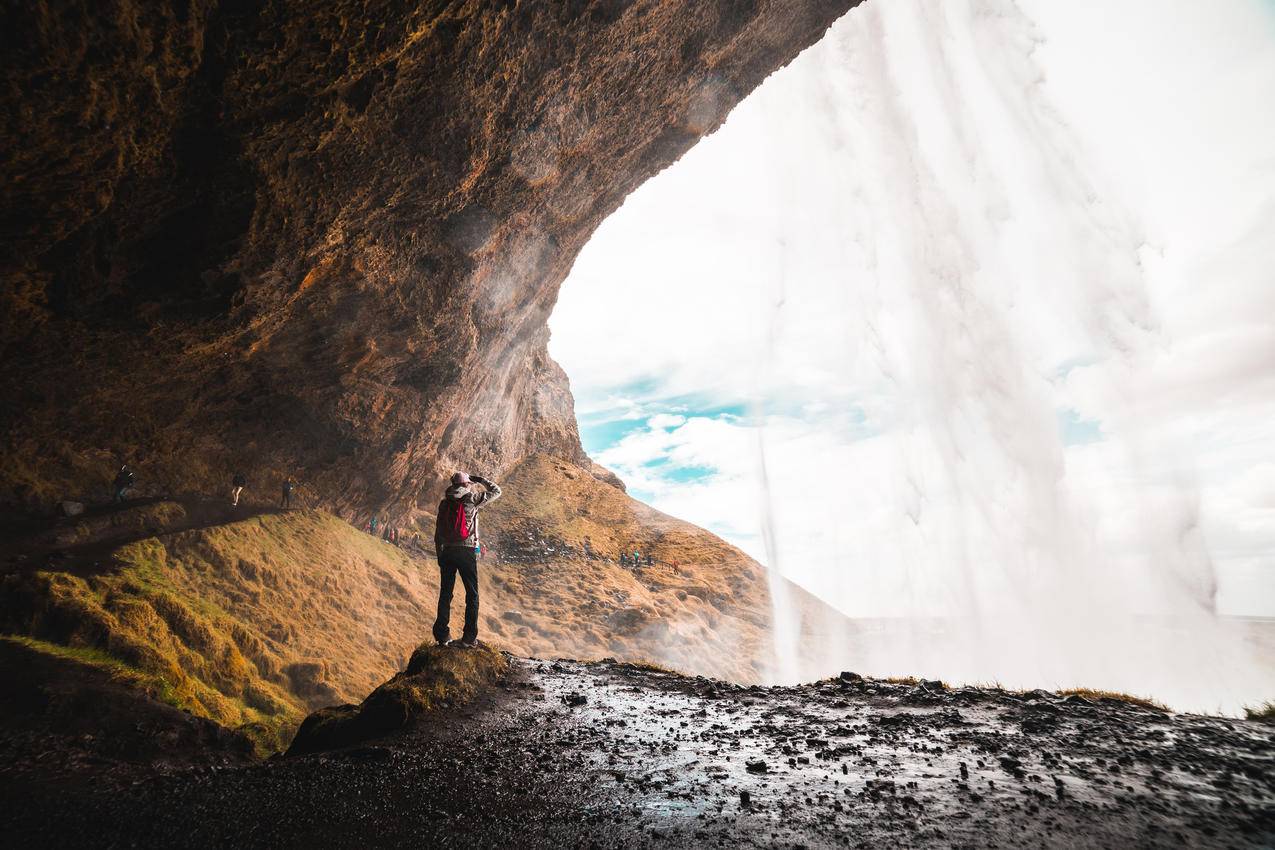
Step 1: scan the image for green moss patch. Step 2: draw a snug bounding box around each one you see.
[1,541,309,756]
[0,508,456,756]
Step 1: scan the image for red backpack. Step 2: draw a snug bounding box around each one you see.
[438,498,469,545]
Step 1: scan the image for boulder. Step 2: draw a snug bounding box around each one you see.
[286,643,507,756]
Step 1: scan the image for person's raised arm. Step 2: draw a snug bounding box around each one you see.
[470,474,501,505]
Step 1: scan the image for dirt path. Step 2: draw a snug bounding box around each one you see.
[0,496,293,577]
[2,657,1272,848]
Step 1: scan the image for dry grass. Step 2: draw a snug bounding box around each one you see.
[1055,688,1169,712]
[0,509,455,753]
[0,634,185,706]
[2,561,302,753]
[613,658,690,677]
[1245,701,1275,722]
[882,675,926,687]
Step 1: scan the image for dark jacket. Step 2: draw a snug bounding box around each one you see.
[434,476,501,550]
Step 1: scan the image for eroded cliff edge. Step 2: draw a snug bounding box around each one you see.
[1,0,860,518]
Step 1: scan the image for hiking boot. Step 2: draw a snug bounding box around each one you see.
[452,638,480,649]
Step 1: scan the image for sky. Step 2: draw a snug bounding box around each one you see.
[547,0,1275,709]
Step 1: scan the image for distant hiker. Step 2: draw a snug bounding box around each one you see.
[231,472,246,506]
[433,472,502,648]
[280,478,294,508]
[370,516,379,534]
[645,553,654,567]
[632,549,641,566]
[620,552,629,567]
[112,465,134,503]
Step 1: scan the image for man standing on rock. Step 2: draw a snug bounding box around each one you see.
[433,471,501,648]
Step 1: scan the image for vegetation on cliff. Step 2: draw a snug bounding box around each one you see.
[2,456,846,753]
[1,507,444,753]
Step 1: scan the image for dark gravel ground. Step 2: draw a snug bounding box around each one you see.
[3,656,1273,848]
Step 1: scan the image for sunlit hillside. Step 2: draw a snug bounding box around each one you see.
[2,454,846,751]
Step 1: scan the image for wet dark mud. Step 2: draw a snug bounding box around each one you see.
[534,660,1275,847]
[3,657,1272,848]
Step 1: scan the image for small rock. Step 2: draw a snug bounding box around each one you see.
[60,500,85,517]
[740,790,751,807]
[563,692,587,707]
[745,758,768,774]
[839,671,863,682]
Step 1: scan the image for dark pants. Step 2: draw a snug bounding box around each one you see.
[433,546,479,644]
[281,490,291,508]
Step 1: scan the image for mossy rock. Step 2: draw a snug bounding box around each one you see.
[286,643,507,756]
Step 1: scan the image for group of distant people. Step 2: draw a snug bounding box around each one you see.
[229,472,296,508]
[361,515,422,550]
[619,549,656,568]
[108,464,298,510]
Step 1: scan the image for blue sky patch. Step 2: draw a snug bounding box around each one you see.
[578,417,650,456]
[1057,408,1103,445]
[663,463,717,483]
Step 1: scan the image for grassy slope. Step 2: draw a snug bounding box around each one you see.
[471,455,777,679]
[1,509,441,753]
[468,454,848,682]
[1,453,847,752]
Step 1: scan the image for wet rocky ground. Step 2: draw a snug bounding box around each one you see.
[3,656,1272,848]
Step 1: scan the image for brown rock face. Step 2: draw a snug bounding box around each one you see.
[1,0,859,517]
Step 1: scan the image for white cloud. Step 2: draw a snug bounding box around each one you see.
[646,413,688,430]
[549,0,1275,713]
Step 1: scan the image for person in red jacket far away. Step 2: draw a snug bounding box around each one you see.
[432,471,502,648]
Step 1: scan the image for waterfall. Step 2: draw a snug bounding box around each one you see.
[745,0,1270,711]
[550,0,1275,714]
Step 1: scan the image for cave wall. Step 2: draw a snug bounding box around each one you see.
[0,0,859,519]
